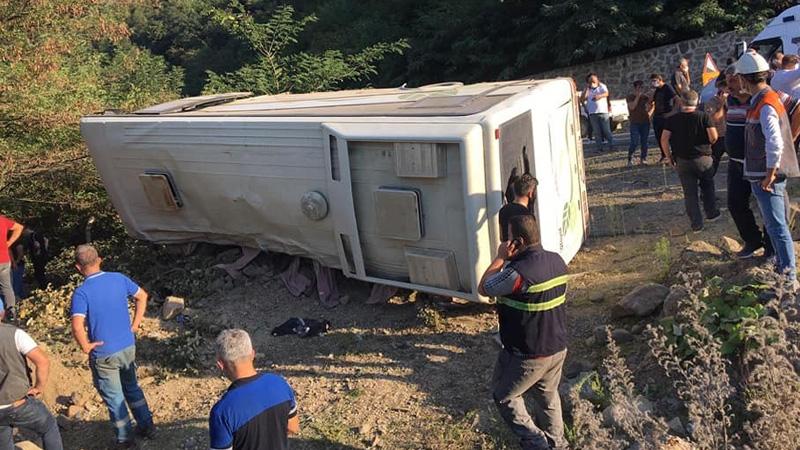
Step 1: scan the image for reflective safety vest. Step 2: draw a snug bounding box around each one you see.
[744,87,800,179]
[497,246,568,358]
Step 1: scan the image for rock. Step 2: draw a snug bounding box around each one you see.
[631,323,644,335]
[719,236,743,255]
[70,391,88,407]
[15,441,43,450]
[684,240,723,257]
[66,405,84,419]
[604,244,618,253]
[602,396,654,427]
[612,283,670,318]
[659,437,695,450]
[588,291,605,303]
[565,359,596,379]
[242,264,267,278]
[667,417,686,436]
[611,328,634,343]
[161,296,185,320]
[593,325,610,343]
[584,336,596,347]
[662,285,690,318]
[139,376,156,386]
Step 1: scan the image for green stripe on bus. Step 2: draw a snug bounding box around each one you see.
[498,294,566,312]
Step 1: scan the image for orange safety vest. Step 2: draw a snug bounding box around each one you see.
[744,88,800,179]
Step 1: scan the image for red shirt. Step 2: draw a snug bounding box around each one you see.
[0,215,18,264]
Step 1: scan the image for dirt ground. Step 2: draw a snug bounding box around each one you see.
[22,142,752,450]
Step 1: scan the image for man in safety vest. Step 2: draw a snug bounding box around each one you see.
[479,215,568,450]
[737,52,800,286]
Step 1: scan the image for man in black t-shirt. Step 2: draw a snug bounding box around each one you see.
[498,173,538,241]
[661,90,721,232]
[651,73,677,164]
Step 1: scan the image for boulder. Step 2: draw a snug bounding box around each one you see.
[662,285,690,318]
[15,442,43,450]
[588,291,605,303]
[161,296,185,320]
[667,416,686,436]
[602,395,654,427]
[684,240,723,257]
[719,236,743,255]
[612,283,670,318]
[611,328,634,343]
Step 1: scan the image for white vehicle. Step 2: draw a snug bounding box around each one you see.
[81,79,589,302]
[748,5,800,59]
[578,97,630,138]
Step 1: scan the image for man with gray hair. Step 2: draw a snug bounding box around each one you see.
[70,244,154,447]
[661,90,721,232]
[210,329,299,450]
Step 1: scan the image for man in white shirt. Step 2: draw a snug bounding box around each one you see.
[771,54,800,95]
[581,73,614,151]
[0,322,62,449]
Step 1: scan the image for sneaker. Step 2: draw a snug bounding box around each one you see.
[706,212,722,223]
[136,425,157,440]
[737,242,764,259]
[691,224,704,233]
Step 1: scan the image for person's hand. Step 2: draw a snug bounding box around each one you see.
[496,241,511,260]
[761,172,777,192]
[26,387,42,398]
[131,322,141,334]
[81,341,103,354]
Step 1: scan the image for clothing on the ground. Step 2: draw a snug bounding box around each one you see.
[71,272,139,358]
[626,94,652,124]
[90,345,152,443]
[727,160,773,252]
[664,110,713,159]
[628,122,650,162]
[704,95,726,137]
[499,203,533,242]
[653,84,677,117]
[0,216,17,265]
[770,68,800,94]
[0,264,14,310]
[752,179,796,282]
[676,156,719,230]
[744,87,800,179]
[271,318,331,337]
[483,245,568,358]
[210,373,297,450]
[589,113,614,150]
[492,348,567,450]
[0,324,37,407]
[585,84,609,115]
[0,397,63,450]
[725,95,750,160]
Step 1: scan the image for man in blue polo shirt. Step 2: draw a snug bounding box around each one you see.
[210,329,299,450]
[479,215,568,450]
[70,244,154,447]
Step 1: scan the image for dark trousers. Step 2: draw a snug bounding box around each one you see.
[676,156,719,229]
[653,116,667,160]
[0,397,63,450]
[711,137,726,176]
[628,122,650,162]
[727,160,773,253]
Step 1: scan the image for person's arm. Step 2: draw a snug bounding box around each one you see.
[131,287,148,333]
[7,223,23,248]
[660,129,674,164]
[71,315,103,354]
[627,95,640,111]
[761,105,785,191]
[580,88,589,103]
[25,347,49,397]
[594,85,609,100]
[707,126,719,144]
[287,415,300,435]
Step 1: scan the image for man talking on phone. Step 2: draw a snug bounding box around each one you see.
[479,215,568,450]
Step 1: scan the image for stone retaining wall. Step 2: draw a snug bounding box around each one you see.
[535,31,754,98]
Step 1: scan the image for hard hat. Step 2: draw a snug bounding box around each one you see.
[735,52,770,75]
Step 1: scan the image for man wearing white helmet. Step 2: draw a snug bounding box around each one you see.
[736,51,800,286]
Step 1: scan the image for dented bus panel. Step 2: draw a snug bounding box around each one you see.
[80,78,589,302]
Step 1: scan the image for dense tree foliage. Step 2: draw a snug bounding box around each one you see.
[130,0,793,94]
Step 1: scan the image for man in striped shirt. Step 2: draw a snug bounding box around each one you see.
[479,215,568,450]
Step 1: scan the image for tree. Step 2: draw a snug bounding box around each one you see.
[202,1,409,95]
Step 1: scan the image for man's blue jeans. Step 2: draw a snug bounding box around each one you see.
[628,122,650,162]
[589,113,614,150]
[751,179,796,282]
[90,345,153,443]
[0,397,63,450]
